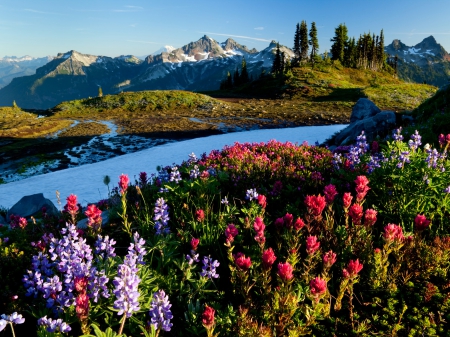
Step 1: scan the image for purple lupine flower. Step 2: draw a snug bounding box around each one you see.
[0,319,6,332]
[200,256,220,279]
[444,186,450,193]
[356,131,369,154]
[186,250,199,265]
[149,290,173,332]
[246,188,259,201]
[23,222,110,313]
[392,127,403,141]
[113,233,145,318]
[397,151,410,168]
[169,166,182,183]
[94,235,116,261]
[190,165,200,179]
[154,198,170,235]
[221,196,229,205]
[346,145,361,167]
[425,148,440,168]
[408,130,422,150]
[1,312,25,325]
[188,152,198,164]
[367,153,384,173]
[38,316,71,333]
[332,152,343,170]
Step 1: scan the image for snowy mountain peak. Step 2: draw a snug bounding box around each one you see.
[151,45,176,56]
[385,35,449,61]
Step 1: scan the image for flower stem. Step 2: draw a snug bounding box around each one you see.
[118,314,127,336]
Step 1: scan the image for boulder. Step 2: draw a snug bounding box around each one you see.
[0,214,6,225]
[6,193,59,219]
[350,98,381,123]
[335,104,396,146]
[77,210,109,229]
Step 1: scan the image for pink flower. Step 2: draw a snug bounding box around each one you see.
[293,217,305,231]
[202,305,215,328]
[306,236,320,255]
[190,237,199,251]
[324,184,338,205]
[277,262,294,282]
[85,204,102,229]
[374,248,381,254]
[304,194,326,217]
[76,292,89,319]
[9,215,28,229]
[372,141,379,153]
[234,252,252,271]
[66,194,79,214]
[323,250,337,268]
[225,224,238,243]
[196,209,205,222]
[383,223,404,242]
[262,248,277,269]
[74,276,88,293]
[253,217,265,233]
[355,176,370,202]
[310,277,327,296]
[118,174,129,194]
[283,213,294,228]
[348,204,364,225]
[343,259,363,279]
[414,214,431,231]
[274,217,284,230]
[257,195,267,208]
[439,134,445,147]
[364,209,377,227]
[343,192,353,210]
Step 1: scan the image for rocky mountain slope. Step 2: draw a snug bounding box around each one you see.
[385,35,450,86]
[0,36,293,110]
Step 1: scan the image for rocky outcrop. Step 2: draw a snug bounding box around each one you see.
[333,98,396,146]
[6,193,59,219]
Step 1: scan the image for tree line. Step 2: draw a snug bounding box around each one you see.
[330,23,387,71]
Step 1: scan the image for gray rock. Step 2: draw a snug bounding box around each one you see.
[77,210,109,229]
[0,214,6,225]
[6,193,59,219]
[350,98,381,123]
[335,108,396,146]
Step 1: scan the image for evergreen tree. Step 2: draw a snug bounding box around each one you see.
[280,51,285,74]
[344,37,356,67]
[227,71,233,88]
[272,43,282,75]
[240,57,249,83]
[233,67,240,86]
[377,29,386,70]
[309,22,319,66]
[330,23,348,63]
[300,20,309,62]
[293,23,301,65]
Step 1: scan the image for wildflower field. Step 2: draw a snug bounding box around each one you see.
[1,128,450,337]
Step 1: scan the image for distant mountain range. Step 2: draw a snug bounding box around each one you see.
[0,35,448,110]
[0,55,53,89]
[385,35,450,86]
[0,36,293,109]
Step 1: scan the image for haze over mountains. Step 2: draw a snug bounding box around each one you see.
[0,35,448,110]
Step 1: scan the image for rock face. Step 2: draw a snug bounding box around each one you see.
[334,98,396,146]
[6,193,59,219]
[0,214,6,225]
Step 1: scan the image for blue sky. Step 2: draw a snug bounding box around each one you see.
[1,0,450,58]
